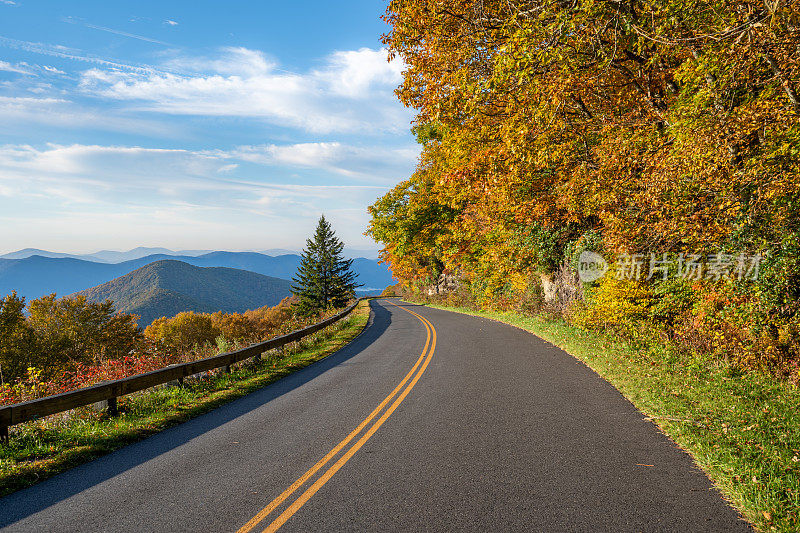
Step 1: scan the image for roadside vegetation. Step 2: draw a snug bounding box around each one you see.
[380,284,401,297]
[0,294,338,405]
[0,299,370,497]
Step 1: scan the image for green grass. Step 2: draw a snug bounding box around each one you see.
[0,300,371,497]
[425,303,799,532]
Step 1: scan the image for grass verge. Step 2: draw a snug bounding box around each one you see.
[0,300,371,498]
[425,302,799,532]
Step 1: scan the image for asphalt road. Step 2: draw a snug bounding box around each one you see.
[0,299,750,532]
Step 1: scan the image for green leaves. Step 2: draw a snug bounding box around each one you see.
[292,215,360,316]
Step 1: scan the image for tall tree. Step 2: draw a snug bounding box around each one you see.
[292,215,360,315]
[0,292,34,384]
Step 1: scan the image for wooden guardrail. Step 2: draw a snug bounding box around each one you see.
[0,299,364,442]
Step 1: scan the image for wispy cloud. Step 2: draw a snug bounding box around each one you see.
[0,143,390,250]
[0,35,166,73]
[79,46,410,133]
[41,65,66,74]
[0,38,410,134]
[63,17,172,46]
[0,141,417,187]
[0,60,31,74]
[164,20,178,26]
[0,96,179,136]
[223,142,418,181]
[162,47,275,76]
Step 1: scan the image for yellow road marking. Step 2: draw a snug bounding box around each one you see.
[237,300,436,533]
[263,309,436,532]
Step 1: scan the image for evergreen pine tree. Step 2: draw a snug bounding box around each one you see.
[291,215,361,315]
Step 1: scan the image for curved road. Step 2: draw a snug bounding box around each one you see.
[0,299,749,532]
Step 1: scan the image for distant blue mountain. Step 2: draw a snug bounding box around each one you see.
[0,247,212,263]
[0,248,89,261]
[0,251,394,302]
[1,246,380,262]
[76,260,292,325]
[87,247,212,263]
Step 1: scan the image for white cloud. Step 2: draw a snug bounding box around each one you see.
[0,60,32,74]
[0,143,391,250]
[163,47,274,77]
[79,46,410,133]
[0,95,69,110]
[233,142,345,168]
[0,144,228,184]
[0,142,409,198]
[217,163,238,173]
[0,36,163,74]
[164,20,178,26]
[41,65,66,74]
[315,48,404,98]
[225,142,419,181]
[0,38,411,135]
[0,141,417,188]
[63,17,171,46]
[0,96,179,136]
[1,1,17,5]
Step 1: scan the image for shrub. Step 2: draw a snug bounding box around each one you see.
[380,284,400,297]
[145,312,220,353]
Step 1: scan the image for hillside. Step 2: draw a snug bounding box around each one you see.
[75,260,292,325]
[0,252,394,301]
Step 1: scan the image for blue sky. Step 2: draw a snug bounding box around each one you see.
[0,0,417,254]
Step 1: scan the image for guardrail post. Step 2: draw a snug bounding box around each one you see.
[107,397,118,417]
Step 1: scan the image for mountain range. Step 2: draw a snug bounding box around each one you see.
[0,247,211,263]
[0,251,393,303]
[76,260,292,325]
[0,246,380,262]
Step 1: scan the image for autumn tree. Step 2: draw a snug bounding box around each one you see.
[244,296,298,338]
[144,312,221,353]
[0,292,34,383]
[26,294,142,376]
[370,0,800,369]
[374,0,799,281]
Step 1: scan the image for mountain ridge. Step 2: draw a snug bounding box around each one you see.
[75,260,293,325]
[1,246,380,262]
[0,252,393,302]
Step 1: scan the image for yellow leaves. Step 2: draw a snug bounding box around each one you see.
[372,0,800,315]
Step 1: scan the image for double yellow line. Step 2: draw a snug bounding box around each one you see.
[237,300,437,533]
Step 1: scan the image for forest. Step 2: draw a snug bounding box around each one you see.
[368,0,800,376]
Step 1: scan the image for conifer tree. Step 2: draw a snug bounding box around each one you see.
[291,215,360,315]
